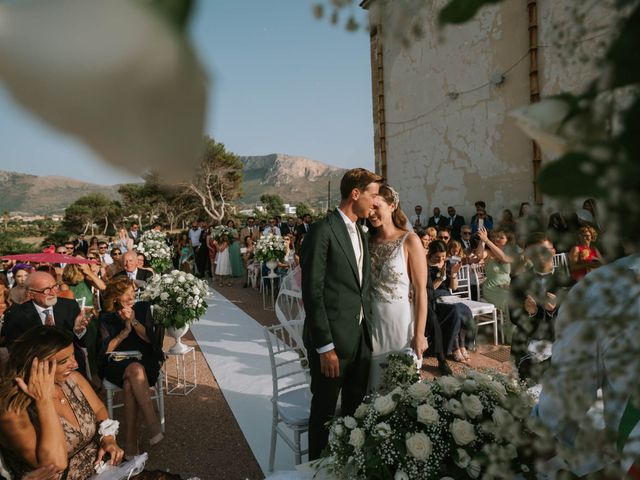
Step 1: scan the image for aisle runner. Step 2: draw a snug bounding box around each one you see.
[191,289,306,475]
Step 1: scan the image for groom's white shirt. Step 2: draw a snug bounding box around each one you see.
[316,209,364,354]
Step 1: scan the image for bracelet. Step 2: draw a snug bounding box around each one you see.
[98,419,119,442]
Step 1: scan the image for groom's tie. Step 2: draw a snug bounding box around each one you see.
[346,223,363,285]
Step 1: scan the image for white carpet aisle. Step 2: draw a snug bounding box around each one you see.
[190,288,307,476]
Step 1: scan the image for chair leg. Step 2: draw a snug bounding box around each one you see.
[106,388,114,419]
[499,310,505,345]
[155,378,165,433]
[294,429,301,465]
[269,413,278,472]
[493,310,498,345]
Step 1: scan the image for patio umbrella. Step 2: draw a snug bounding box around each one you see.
[0,253,98,264]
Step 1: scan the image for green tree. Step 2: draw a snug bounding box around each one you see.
[0,233,37,254]
[295,202,313,218]
[187,136,243,222]
[62,193,120,235]
[260,194,284,217]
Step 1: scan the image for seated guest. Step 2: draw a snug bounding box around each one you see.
[114,251,152,288]
[509,233,572,383]
[427,240,474,363]
[35,264,74,300]
[97,242,113,265]
[470,200,494,225]
[446,240,466,265]
[436,226,452,245]
[136,253,155,275]
[427,207,444,228]
[97,278,164,457]
[459,225,479,257]
[1,272,90,378]
[0,327,124,478]
[568,225,604,282]
[9,263,32,305]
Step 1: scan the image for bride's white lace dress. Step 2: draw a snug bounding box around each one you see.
[368,233,413,391]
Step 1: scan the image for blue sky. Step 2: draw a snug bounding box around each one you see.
[0,0,373,185]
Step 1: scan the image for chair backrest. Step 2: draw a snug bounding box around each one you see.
[470,263,486,299]
[263,321,309,399]
[275,267,306,356]
[451,265,472,300]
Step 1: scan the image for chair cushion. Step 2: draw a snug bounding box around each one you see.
[277,387,311,426]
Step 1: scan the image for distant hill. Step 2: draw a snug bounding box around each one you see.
[0,170,121,215]
[0,154,347,215]
[239,154,346,208]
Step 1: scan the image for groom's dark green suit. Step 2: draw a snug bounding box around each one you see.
[301,209,373,459]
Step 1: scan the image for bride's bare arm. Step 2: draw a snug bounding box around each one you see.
[405,233,428,358]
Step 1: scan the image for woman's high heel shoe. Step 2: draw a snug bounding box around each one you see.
[452,350,468,363]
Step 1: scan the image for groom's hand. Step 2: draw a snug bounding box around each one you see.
[320,350,340,378]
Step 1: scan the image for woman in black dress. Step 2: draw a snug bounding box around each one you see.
[98,278,164,458]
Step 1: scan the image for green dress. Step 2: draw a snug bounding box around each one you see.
[69,281,99,378]
[229,240,245,278]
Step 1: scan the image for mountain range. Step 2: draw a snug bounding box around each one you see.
[0,154,347,215]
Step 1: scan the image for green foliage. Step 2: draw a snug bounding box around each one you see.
[260,194,284,216]
[40,229,73,249]
[63,193,121,235]
[0,233,38,255]
[438,0,501,25]
[295,202,313,218]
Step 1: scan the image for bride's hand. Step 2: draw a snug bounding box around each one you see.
[411,335,428,359]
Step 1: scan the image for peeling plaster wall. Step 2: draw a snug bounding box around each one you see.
[369,0,619,220]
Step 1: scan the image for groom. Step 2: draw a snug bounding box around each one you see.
[301,168,383,459]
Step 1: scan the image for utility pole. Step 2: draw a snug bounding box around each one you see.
[327,181,331,212]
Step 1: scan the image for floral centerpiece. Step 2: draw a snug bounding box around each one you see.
[254,233,287,263]
[136,230,173,273]
[211,225,236,241]
[139,270,209,353]
[321,354,546,479]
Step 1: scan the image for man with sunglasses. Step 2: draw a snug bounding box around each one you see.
[1,271,90,374]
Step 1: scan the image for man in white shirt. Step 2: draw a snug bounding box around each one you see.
[409,205,425,229]
[98,241,113,265]
[262,217,281,236]
[301,167,383,459]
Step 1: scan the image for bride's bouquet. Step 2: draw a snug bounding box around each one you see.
[254,233,287,262]
[321,355,545,479]
[136,230,173,273]
[139,270,209,329]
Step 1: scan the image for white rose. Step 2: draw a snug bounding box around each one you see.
[437,376,461,396]
[407,382,430,402]
[343,416,357,429]
[462,379,478,393]
[491,407,513,429]
[159,292,169,301]
[446,398,465,418]
[416,404,439,426]
[348,428,365,449]
[467,459,482,478]
[405,432,432,461]
[460,393,483,419]
[454,448,471,468]
[504,443,518,459]
[178,276,186,283]
[374,422,392,438]
[484,380,507,399]
[354,403,368,419]
[331,423,344,437]
[394,470,408,480]
[450,419,476,446]
[373,395,396,415]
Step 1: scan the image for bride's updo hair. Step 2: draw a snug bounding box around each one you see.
[378,184,409,232]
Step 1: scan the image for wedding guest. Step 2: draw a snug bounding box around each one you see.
[228,234,245,281]
[214,234,232,287]
[409,205,425,229]
[475,226,517,340]
[97,242,113,265]
[470,208,494,233]
[241,236,255,288]
[9,264,33,305]
[436,226,451,244]
[568,226,604,282]
[427,207,445,228]
[0,327,125,478]
[136,253,154,275]
[446,206,465,241]
[97,278,164,457]
[497,209,517,233]
[115,227,133,253]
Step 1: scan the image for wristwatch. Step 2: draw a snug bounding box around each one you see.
[131,319,140,327]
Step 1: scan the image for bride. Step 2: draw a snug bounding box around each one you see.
[368,185,428,390]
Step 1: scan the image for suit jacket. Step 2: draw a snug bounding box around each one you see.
[128,230,140,245]
[301,210,373,361]
[447,215,466,241]
[427,216,445,228]
[75,239,89,255]
[115,269,153,283]
[1,298,82,347]
[240,226,260,242]
[296,222,311,238]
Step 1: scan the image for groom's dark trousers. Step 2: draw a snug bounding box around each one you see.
[301,209,373,460]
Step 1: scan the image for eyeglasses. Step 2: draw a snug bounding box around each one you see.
[437,236,450,240]
[98,246,107,250]
[56,250,67,254]
[112,252,122,256]
[87,256,98,260]
[30,284,60,295]
[462,231,472,235]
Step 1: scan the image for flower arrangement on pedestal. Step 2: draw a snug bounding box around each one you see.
[136,230,173,273]
[139,270,209,353]
[211,225,236,241]
[254,233,287,262]
[321,354,544,480]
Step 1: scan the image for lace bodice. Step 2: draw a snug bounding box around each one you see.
[369,233,410,303]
